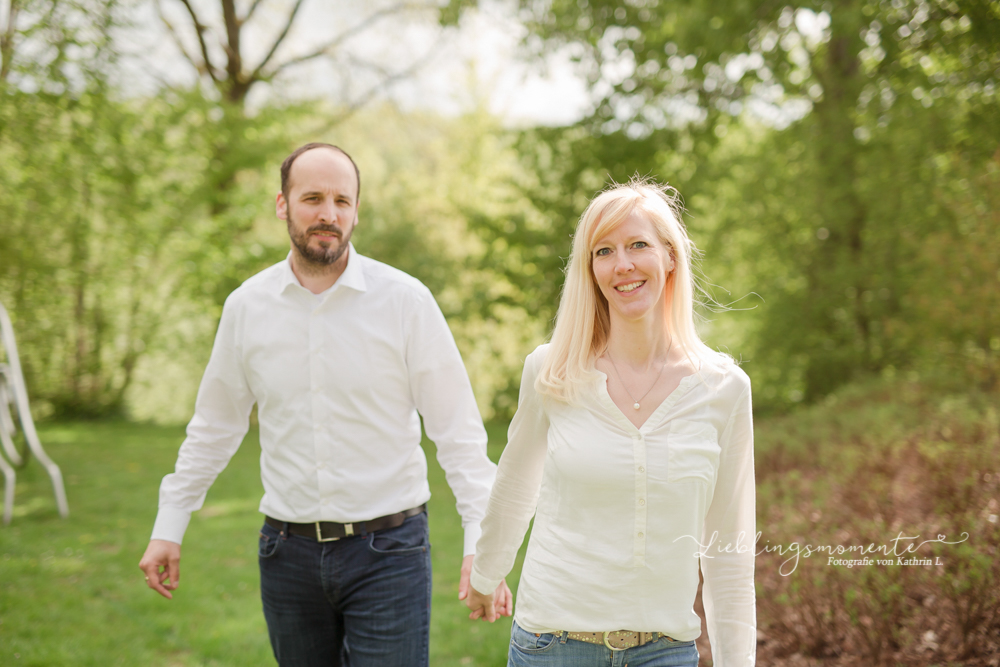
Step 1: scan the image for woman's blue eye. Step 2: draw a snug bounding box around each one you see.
[634,241,648,249]
[595,248,611,256]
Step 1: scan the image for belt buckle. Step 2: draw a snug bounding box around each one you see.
[315,522,353,542]
[603,630,631,651]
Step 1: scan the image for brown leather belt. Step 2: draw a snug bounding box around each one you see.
[265,504,426,543]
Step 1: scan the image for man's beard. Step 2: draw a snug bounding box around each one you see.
[287,210,354,269]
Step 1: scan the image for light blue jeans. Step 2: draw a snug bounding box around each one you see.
[508,620,700,667]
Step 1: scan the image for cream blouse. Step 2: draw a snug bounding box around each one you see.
[470,344,756,666]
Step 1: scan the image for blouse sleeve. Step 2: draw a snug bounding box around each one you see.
[469,347,550,595]
[701,382,756,666]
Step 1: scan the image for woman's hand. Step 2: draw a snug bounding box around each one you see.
[464,585,496,621]
[458,554,513,622]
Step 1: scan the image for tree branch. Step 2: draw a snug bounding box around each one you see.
[177,0,220,82]
[316,43,442,130]
[258,1,437,80]
[246,0,305,84]
[155,0,203,76]
[221,0,241,82]
[0,0,21,83]
[242,0,266,25]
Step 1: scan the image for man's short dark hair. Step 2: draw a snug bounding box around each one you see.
[280,142,360,200]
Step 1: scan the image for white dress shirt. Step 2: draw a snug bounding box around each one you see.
[152,245,497,555]
[470,344,755,666]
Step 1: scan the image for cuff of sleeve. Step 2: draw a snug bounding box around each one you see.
[469,567,502,597]
[463,522,483,557]
[150,505,192,545]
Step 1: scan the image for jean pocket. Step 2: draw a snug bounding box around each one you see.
[368,514,429,555]
[258,523,282,559]
[667,419,720,483]
[509,621,559,654]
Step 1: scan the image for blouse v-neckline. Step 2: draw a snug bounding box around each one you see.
[594,369,698,433]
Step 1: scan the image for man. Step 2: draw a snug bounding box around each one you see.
[139,143,512,666]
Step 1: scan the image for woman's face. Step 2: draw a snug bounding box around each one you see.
[591,210,674,325]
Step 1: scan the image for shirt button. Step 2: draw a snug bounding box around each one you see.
[639,499,645,506]
[637,532,644,539]
[638,466,645,473]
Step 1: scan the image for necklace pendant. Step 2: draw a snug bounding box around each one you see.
[633,402,641,410]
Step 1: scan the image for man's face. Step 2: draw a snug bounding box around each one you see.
[276,148,360,268]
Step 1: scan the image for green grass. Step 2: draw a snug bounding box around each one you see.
[0,421,524,666]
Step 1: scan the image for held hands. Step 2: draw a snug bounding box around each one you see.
[458,554,513,622]
[139,539,181,599]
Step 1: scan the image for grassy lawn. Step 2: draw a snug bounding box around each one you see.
[0,421,524,666]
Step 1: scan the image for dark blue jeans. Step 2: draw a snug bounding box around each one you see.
[258,512,432,667]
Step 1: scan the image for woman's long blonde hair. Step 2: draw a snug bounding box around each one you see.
[535,178,727,402]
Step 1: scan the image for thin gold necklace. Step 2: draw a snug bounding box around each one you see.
[607,340,673,411]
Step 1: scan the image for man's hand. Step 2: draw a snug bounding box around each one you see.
[139,539,181,599]
[458,554,513,622]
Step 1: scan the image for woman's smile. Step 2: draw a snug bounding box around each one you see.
[615,280,645,293]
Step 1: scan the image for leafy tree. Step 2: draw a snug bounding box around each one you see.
[500,0,1000,408]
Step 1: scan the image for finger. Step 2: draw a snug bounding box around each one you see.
[142,565,173,599]
[166,557,180,591]
[493,593,509,617]
[502,582,513,616]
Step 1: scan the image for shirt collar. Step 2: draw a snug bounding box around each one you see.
[336,243,367,292]
[278,243,368,296]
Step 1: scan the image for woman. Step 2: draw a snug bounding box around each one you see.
[463,179,756,666]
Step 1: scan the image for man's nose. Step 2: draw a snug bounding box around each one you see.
[317,200,335,222]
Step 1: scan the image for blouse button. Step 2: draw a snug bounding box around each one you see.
[637,532,644,539]
[638,466,645,473]
[638,498,645,506]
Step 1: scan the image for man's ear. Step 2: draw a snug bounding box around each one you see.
[276,192,287,220]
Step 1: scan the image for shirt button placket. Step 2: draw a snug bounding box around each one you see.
[633,431,648,567]
[309,310,326,505]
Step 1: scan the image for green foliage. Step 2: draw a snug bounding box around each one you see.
[3,0,998,421]
[508,0,1000,410]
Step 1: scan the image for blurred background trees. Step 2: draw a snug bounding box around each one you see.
[504,0,1000,409]
[0,0,997,420]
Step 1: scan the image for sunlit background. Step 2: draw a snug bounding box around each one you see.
[1,1,998,665]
